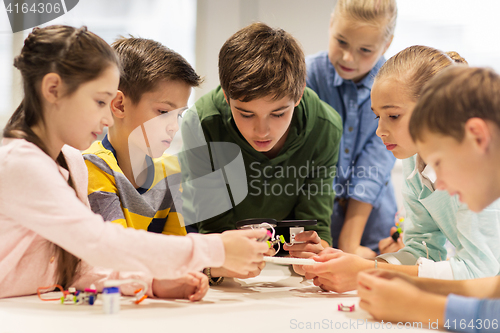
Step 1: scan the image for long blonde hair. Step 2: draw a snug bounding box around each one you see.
[333,0,398,39]
[375,45,467,101]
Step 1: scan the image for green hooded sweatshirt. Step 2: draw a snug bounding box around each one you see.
[180,86,342,245]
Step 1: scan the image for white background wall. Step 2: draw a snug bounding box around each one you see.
[2,0,500,211]
[3,0,500,120]
[0,0,197,126]
[195,0,333,99]
[195,0,500,99]
[193,0,500,212]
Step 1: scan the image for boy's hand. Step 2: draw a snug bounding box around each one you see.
[283,231,325,276]
[357,271,420,322]
[357,270,446,324]
[284,230,324,257]
[152,271,209,301]
[361,268,418,286]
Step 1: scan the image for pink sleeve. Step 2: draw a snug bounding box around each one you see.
[0,142,225,280]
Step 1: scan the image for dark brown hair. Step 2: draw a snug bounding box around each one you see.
[410,67,500,142]
[218,22,306,103]
[3,25,120,288]
[375,45,467,101]
[112,37,202,104]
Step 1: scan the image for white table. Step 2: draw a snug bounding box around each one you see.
[0,264,438,333]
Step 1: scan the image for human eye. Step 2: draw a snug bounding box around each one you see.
[97,100,107,107]
[389,115,400,119]
[158,110,170,114]
[337,38,347,46]
[361,48,372,53]
[374,115,380,120]
[272,112,285,118]
[240,112,253,119]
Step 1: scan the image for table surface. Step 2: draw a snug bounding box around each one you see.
[0,263,440,333]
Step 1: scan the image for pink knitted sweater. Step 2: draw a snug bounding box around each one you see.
[0,139,224,298]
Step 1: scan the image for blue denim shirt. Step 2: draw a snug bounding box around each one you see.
[306,51,397,250]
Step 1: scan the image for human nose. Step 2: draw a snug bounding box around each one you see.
[103,106,114,128]
[166,113,180,134]
[254,118,269,137]
[375,118,388,138]
[343,49,354,63]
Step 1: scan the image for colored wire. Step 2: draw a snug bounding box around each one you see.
[37,284,67,301]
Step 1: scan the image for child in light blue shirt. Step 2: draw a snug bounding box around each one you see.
[358,65,500,333]
[300,46,500,294]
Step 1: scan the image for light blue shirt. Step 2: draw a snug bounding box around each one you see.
[445,294,500,332]
[306,51,397,251]
[397,155,500,279]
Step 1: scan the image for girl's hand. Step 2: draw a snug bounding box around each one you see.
[152,271,209,301]
[354,245,377,258]
[210,261,266,279]
[219,229,269,276]
[378,227,404,254]
[301,249,372,292]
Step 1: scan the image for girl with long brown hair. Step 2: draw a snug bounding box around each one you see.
[0,25,268,299]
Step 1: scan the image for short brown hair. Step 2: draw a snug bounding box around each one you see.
[112,37,202,104]
[218,22,306,103]
[375,45,467,101]
[410,67,500,142]
[333,0,398,39]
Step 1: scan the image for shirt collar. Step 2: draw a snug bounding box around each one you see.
[331,56,386,89]
[102,134,155,193]
[102,134,117,160]
[407,154,436,192]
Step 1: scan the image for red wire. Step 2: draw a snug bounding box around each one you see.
[37,284,67,301]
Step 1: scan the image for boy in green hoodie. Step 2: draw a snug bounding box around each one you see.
[180,22,342,281]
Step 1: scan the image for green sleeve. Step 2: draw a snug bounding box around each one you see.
[293,121,340,246]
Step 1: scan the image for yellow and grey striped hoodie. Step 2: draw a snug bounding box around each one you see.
[83,135,186,236]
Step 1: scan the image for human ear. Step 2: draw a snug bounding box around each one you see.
[40,73,63,104]
[111,91,126,119]
[465,117,491,153]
